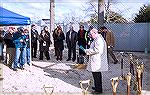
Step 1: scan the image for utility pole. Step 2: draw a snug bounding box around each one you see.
[98,0,105,30]
[50,0,55,46]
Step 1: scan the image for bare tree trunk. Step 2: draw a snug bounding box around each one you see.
[98,0,105,30]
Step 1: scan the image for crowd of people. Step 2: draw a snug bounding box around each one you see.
[0,24,118,94]
[0,27,30,71]
[0,24,118,68]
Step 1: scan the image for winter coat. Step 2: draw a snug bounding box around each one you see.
[4,32,15,48]
[77,29,87,48]
[52,29,58,48]
[25,34,30,48]
[66,30,78,48]
[101,30,115,47]
[39,31,51,52]
[13,32,27,48]
[31,29,38,44]
[55,32,65,51]
[85,34,108,72]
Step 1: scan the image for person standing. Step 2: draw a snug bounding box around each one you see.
[0,27,4,61]
[31,24,38,58]
[53,25,61,56]
[54,28,65,61]
[3,27,16,68]
[77,25,87,55]
[66,26,78,62]
[24,29,30,65]
[39,26,51,60]
[12,27,27,71]
[100,26,118,64]
[85,26,93,49]
[80,28,108,94]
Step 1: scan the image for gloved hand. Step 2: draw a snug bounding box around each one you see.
[79,45,85,52]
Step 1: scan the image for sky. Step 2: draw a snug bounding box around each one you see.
[0,0,150,23]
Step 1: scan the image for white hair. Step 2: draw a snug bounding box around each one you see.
[90,28,98,34]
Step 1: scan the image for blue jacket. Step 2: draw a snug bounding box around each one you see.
[13,31,27,48]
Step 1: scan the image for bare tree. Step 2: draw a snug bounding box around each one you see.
[82,0,128,23]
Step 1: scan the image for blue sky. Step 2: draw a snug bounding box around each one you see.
[0,0,150,23]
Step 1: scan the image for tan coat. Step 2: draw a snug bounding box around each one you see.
[106,30,115,47]
[85,34,108,72]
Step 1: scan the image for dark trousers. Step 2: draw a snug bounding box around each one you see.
[54,42,57,56]
[68,46,76,60]
[92,72,102,92]
[39,51,50,60]
[31,43,37,58]
[107,47,117,62]
[56,48,63,60]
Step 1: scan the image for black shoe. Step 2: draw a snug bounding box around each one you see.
[92,87,96,90]
[21,68,25,70]
[12,68,18,71]
[66,59,71,61]
[59,58,62,61]
[18,67,25,70]
[27,63,30,66]
[7,64,12,68]
[92,87,102,93]
[56,58,59,61]
[72,59,76,62]
[33,56,37,58]
[114,60,118,64]
[91,91,103,94]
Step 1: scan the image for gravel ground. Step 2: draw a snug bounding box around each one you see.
[0,50,150,95]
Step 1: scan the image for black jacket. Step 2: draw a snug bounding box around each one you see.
[54,32,65,51]
[66,30,78,48]
[39,31,51,52]
[4,32,15,48]
[31,29,38,44]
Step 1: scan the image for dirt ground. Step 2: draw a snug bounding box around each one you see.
[0,49,150,95]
